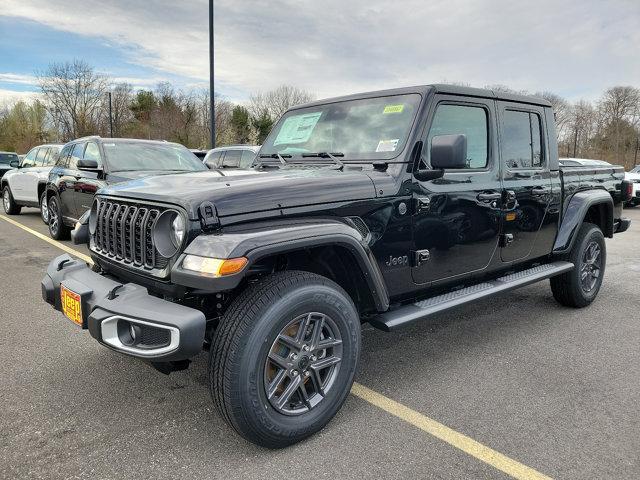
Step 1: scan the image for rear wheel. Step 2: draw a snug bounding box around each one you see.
[2,186,21,215]
[209,271,361,448]
[39,191,49,224]
[551,222,605,307]
[48,194,70,240]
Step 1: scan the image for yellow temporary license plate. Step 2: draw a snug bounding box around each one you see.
[61,285,83,326]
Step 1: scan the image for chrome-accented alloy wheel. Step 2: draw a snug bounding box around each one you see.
[3,189,10,212]
[580,241,601,293]
[264,312,343,416]
[49,198,59,234]
[41,195,49,223]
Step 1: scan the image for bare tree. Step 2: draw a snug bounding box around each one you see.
[107,82,134,137]
[249,85,314,121]
[38,60,110,140]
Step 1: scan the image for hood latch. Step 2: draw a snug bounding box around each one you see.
[198,201,220,231]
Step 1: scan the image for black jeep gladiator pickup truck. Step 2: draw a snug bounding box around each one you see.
[42,84,632,448]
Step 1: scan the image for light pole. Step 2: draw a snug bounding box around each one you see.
[209,0,215,148]
[108,91,114,137]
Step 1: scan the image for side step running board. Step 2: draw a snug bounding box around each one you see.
[369,261,574,332]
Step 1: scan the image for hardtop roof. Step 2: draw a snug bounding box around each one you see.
[293,84,552,110]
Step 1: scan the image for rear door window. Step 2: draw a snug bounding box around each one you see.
[502,110,544,169]
[35,147,49,166]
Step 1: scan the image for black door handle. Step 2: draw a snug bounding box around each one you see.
[477,192,501,202]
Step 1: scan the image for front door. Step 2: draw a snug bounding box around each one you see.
[497,103,554,262]
[412,97,502,285]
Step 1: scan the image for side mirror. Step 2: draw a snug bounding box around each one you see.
[77,159,100,170]
[431,134,467,170]
[10,159,19,168]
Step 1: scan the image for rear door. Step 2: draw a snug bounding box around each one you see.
[23,147,49,202]
[412,96,502,285]
[12,147,38,201]
[497,103,554,262]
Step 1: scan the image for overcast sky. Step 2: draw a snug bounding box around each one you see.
[1,0,638,105]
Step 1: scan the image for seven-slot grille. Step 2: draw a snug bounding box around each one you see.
[92,198,170,270]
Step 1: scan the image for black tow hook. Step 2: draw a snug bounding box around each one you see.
[107,284,124,300]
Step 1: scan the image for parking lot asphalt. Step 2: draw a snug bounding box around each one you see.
[1,207,639,480]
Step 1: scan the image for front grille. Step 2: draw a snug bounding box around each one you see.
[92,198,170,270]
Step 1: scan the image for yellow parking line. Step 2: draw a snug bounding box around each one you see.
[351,383,551,480]
[1,213,550,479]
[0,215,93,264]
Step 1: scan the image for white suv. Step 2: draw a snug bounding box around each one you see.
[2,144,63,223]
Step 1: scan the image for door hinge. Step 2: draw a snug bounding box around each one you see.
[415,196,431,214]
[500,233,514,247]
[413,249,431,266]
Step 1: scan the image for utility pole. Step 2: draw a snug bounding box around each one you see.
[108,91,114,137]
[209,0,215,148]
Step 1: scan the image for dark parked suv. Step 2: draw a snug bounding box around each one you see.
[46,136,207,239]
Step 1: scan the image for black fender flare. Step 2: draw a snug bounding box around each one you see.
[171,219,390,312]
[553,189,613,254]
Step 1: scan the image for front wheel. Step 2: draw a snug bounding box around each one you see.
[551,222,605,307]
[48,194,70,240]
[3,186,21,215]
[209,271,361,448]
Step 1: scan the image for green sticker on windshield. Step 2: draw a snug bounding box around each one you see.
[274,112,323,146]
[383,104,405,114]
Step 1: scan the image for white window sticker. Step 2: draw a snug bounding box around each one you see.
[376,139,399,152]
[274,112,323,146]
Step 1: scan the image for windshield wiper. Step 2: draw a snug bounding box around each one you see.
[301,152,345,169]
[258,153,291,166]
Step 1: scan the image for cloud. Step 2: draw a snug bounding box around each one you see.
[2,0,639,103]
[0,88,40,107]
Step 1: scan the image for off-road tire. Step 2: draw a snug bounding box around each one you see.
[551,222,605,307]
[2,185,21,215]
[209,270,361,448]
[48,194,70,240]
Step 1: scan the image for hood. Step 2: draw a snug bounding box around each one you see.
[625,172,640,181]
[99,168,377,219]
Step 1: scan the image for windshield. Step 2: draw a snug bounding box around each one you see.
[260,94,422,161]
[0,153,18,165]
[103,142,207,172]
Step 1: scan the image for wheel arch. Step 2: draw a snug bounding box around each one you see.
[173,220,390,313]
[553,189,614,254]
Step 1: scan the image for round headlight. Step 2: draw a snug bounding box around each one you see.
[153,210,185,259]
[171,214,185,248]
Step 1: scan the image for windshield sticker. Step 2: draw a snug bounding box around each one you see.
[274,112,323,146]
[376,139,399,152]
[383,104,405,114]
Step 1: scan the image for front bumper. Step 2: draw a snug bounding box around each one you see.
[41,254,206,361]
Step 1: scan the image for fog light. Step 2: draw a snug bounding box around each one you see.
[181,255,248,277]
